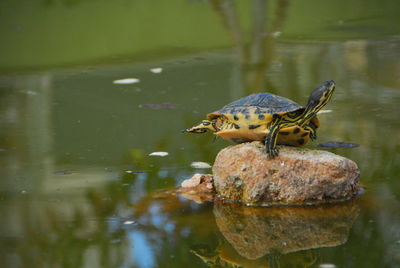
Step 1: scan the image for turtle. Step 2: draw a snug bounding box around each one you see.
[183,80,335,158]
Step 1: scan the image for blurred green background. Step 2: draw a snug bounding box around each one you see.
[1,0,400,70]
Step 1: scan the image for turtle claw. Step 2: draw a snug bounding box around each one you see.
[265,132,280,158]
[271,147,280,158]
[310,132,317,141]
[266,145,279,158]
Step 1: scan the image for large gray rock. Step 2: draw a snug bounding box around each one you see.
[212,142,361,205]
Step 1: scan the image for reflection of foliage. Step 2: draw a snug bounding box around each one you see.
[208,0,291,94]
[71,143,218,267]
[14,199,126,268]
[129,195,218,267]
[8,141,210,267]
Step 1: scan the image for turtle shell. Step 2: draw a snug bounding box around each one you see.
[207,93,304,120]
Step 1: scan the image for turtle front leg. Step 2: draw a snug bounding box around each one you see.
[309,128,317,141]
[304,125,317,141]
[265,115,282,158]
[304,120,318,141]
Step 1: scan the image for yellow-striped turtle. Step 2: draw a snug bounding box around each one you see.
[183,80,335,158]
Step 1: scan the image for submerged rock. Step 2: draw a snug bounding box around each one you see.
[178,174,215,203]
[181,173,214,190]
[212,142,361,205]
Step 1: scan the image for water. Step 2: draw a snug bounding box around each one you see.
[1,0,400,267]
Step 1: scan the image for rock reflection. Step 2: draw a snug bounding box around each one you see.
[193,201,359,267]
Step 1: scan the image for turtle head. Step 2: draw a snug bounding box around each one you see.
[182,120,217,134]
[300,80,335,125]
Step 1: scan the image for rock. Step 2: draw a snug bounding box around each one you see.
[212,142,361,205]
[178,174,215,203]
[181,173,214,190]
[176,173,214,199]
[181,173,203,188]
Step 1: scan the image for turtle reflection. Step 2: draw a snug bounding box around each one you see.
[192,201,359,267]
[191,241,318,268]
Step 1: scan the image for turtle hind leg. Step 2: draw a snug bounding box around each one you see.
[265,115,282,158]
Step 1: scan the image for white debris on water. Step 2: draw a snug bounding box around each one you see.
[190,162,212,169]
[149,152,169,157]
[318,109,333,114]
[319,264,337,268]
[150,67,163,73]
[271,31,282,37]
[22,90,38,96]
[123,220,136,225]
[260,31,282,37]
[113,78,140,84]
